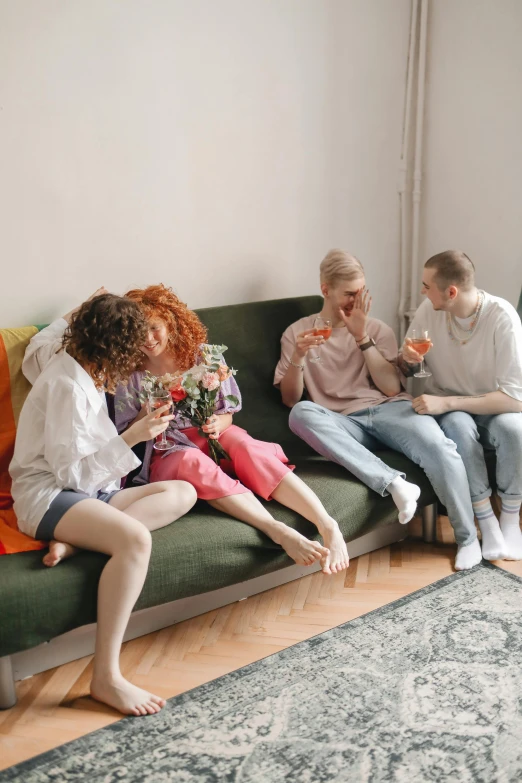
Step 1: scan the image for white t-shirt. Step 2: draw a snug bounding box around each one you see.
[406,292,522,401]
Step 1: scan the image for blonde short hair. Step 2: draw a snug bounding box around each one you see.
[424,250,475,291]
[320,249,364,287]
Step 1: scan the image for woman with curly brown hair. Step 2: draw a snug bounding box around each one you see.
[11,293,196,716]
[115,284,349,575]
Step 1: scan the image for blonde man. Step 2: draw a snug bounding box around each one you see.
[275,249,481,571]
[401,250,522,560]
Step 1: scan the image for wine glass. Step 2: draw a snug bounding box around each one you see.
[149,390,175,451]
[309,316,333,364]
[411,329,432,378]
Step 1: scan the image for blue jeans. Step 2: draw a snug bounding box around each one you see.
[289,399,477,546]
[436,411,522,503]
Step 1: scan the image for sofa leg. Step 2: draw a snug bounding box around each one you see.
[0,656,17,709]
[422,503,437,544]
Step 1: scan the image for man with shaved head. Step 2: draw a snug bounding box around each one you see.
[401,250,522,564]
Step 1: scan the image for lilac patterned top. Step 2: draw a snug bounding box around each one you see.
[113,347,242,486]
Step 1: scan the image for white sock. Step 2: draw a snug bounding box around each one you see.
[472,498,506,561]
[388,477,421,525]
[455,539,482,571]
[499,498,522,561]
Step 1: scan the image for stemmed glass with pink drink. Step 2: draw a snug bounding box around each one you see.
[149,390,176,450]
[309,316,333,364]
[411,329,432,378]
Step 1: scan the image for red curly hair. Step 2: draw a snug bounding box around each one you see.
[125,284,207,371]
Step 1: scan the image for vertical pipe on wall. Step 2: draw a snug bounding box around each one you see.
[408,0,429,321]
[398,0,419,343]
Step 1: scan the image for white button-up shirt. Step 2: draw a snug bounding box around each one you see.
[10,348,140,537]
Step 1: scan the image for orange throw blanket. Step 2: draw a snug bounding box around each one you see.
[0,327,46,554]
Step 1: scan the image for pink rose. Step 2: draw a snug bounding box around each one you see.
[201,372,220,391]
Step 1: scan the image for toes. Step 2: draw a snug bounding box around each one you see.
[150,695,166,707]
[312,541,329,553]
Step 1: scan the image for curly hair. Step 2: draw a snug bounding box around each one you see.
[62,294,148,393]
[124,284,207,371]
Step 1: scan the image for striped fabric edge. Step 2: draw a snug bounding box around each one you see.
[0,327,46,554]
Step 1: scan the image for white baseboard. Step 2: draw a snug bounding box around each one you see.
[10,523,406,682]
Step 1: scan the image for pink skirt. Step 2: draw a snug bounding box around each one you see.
[149,425,294,501]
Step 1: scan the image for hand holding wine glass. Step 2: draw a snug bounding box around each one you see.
[409,329,432,378]
[293,329,324,361]
[309,316,332,363]
[148,390,176,450]
[122,404,174,449]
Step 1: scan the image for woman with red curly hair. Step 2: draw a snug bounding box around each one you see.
[115,284,349,575]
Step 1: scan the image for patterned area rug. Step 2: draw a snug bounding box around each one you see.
[2,563,521,783]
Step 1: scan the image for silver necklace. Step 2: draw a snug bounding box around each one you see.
[446,291,484,345]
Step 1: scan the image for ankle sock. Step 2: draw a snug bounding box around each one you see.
[499,498,522,560]
[472,498,506,560]
[455,539,482,571]
[388,477,421,525]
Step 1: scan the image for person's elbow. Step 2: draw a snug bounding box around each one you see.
[281,392,299,409]
[511,397,522,413]
[382,378,402,397]
[499,389,522,412]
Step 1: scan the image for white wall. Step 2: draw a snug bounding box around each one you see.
[328,0,411,332]
[420,0,522,308]
[0,0,411,328]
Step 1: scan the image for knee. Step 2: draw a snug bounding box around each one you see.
[417,419,461,459]
[289,401,322,432]
[155,479,197,513]
[178,448,207,469]
[491,414,522,448]
[123,524,152,557]
[439,411,477,442]
[175,481,198,513]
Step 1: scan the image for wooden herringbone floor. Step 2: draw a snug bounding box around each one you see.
[1,515,521,771]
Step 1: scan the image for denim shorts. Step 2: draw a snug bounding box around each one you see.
[35,489,120,541]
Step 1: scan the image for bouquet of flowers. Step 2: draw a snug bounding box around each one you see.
[140,345,239,464]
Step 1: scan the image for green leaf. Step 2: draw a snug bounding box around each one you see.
[225,395,239,406]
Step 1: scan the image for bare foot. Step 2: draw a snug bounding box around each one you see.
[277,526,329,567]
[319,520,349,575]
[42,540,79,567]
[90,675,166,716]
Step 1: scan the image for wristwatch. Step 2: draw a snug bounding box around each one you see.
[359,337,376,352]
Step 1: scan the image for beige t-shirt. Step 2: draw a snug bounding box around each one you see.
[274,315,411,415]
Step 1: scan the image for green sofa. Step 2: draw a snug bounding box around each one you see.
[0,295,437,709]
